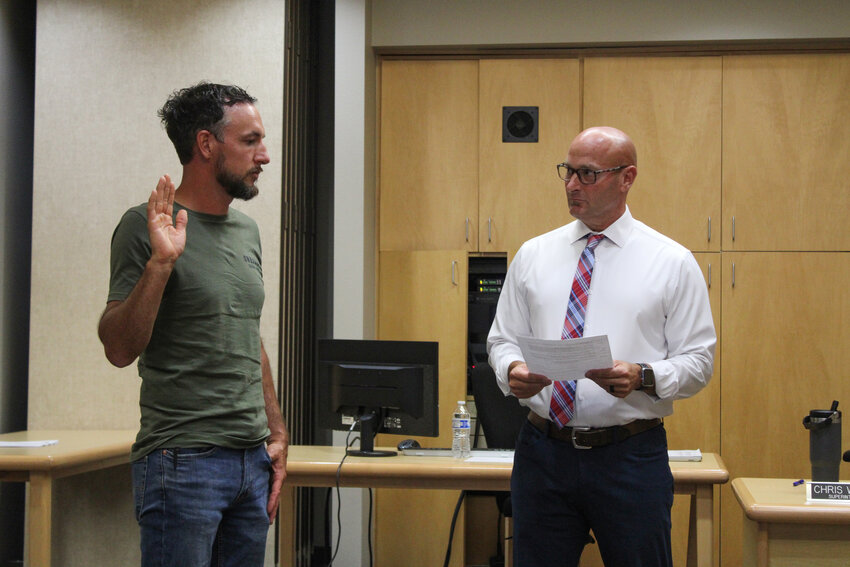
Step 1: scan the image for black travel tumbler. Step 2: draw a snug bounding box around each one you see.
[803,401,842,482]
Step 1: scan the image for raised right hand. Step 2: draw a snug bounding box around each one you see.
[147,174,188,265]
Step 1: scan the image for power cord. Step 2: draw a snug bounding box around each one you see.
[328,421,357,566]
[443,490,467,567]
[328,420,375,567]
[367,486,374,563]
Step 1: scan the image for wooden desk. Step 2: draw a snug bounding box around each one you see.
[281,446,728,567]
[732,477,850,567]
[0,430,136,567]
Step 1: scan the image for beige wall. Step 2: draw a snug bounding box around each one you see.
[29,1,284,564]
[372,0,850,47]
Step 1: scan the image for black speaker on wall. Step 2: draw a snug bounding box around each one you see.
[502,106,538,143]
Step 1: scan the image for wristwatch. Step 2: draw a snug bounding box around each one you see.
[637,363,656,396]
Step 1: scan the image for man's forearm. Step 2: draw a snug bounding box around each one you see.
[260,342,289,446]
[98,259,174,367]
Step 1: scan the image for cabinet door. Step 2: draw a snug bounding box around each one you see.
[478,58,581,254]
[583,57,722,252]
[665,253,721,453]
[379,60,479,251]
[723,54,850,251]
[720,252,850,566]
[665,253,721,566]
[375,250,468,567]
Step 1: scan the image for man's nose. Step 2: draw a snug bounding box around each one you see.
[256,142,271,164]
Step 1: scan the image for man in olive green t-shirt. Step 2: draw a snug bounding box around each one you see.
[98,82,288,567]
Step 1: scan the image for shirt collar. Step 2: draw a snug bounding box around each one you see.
[568,206,634,248]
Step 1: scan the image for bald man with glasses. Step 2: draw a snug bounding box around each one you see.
[488,127,716,566]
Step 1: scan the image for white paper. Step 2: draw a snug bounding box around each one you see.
[465,454,514,463]
[0,440,58,448]
[668,449,702,462]
[517,334,613,381]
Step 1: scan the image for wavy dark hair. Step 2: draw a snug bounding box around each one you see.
[158,82,257,165]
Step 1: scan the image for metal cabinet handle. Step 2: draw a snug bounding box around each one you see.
[707,217,711,243]
[707,263,712,288]
[732,216,736,242]
[488,217,492,243]
[465,218,469,243]
[731,262,735,288]
[451,260,458,286]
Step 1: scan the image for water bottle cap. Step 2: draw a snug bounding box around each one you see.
[458,400,465,405]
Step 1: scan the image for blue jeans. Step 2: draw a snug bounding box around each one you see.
[511,420,674,567]
[132,444,272,567]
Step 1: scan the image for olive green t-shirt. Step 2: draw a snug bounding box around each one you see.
[108,203,269,461]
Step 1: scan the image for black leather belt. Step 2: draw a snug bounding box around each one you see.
[528,412,662,449]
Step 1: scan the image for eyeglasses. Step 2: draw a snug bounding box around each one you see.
[557,163,628,185]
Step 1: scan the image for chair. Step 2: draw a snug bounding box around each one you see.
[470,364,528,450]
[469,363,528,566]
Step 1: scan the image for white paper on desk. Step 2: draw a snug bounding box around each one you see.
[517,335,613,381]
[0,440,58,448]
[465,455,514,464]
[668,449,702,462]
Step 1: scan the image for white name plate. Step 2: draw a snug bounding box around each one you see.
[806,481,850,504]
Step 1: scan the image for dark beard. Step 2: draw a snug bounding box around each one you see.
[217,168,259,201]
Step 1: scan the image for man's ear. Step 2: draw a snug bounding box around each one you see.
[622,164,637,190]
[196,130,216,160]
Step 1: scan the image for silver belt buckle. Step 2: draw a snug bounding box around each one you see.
[571,426,593,449]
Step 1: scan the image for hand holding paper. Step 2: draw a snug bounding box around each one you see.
[517,334,613,381]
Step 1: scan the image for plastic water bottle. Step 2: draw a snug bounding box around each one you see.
[452,400,471,459]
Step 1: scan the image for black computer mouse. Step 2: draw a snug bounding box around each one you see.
[397,438,421,450]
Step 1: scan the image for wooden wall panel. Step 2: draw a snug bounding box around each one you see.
[723,54,850,251]
[581,59,724,566]
[378,53,850,567]
[478,58,581,253]
[720,252,850,565]
[583,56,722,252]
[376,250,468,566]
[379,60,479,251]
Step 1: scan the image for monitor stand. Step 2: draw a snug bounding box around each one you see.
[347,411,397,457]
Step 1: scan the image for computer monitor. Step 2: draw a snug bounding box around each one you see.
[316,339,439,457]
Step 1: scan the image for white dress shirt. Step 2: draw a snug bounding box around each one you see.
[487,207,716,427]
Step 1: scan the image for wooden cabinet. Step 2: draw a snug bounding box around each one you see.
[665,253,721,453]
[578,58,725,566]
[376,57,580,564]
[719,252,850,566]
[722,54,850,251]
[380,58,581,254]
[375,250,468,567]
[667,253,722,566]
[478,58,581,255]
[376,250,468,446]
[376,53,850,567]
[718,53,850,564]
[583,56,722,253]
[379,61,479,251]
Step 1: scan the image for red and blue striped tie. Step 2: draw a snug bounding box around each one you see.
[549,234,605,428]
